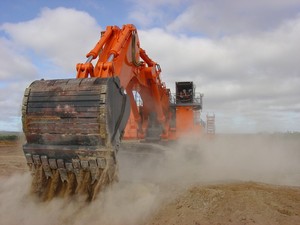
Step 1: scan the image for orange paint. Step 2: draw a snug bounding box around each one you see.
[75,24,207,141]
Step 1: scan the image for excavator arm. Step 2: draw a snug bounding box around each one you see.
[77,24,170,138]
[22,24,170,201]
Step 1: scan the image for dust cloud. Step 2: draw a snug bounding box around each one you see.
[0,134,299,225]
[119,134,300,187]
[0,172,161,225]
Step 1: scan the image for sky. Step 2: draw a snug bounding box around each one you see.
[0,0,300,133]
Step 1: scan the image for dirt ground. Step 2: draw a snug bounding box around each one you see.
[145,182,300,225]
[0,135,300,225]
[0,141,27,177]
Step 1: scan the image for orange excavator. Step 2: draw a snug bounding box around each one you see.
[22,24,204,200]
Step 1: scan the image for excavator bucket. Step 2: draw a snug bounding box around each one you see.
[22,77,130,201]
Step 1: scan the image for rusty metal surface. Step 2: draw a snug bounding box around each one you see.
[21,77,130,200]
[23,78,109,144]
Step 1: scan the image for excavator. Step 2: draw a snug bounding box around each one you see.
[21,24,204,201]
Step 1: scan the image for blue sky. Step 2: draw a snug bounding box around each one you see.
[1,0,300,133]
[1,1,126,23]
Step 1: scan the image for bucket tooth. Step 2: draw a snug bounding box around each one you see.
[72,159,82,183]
[25,153,35,173]
[97,157,106,169]
[33,155,41,166]
[41,156,52,178]
[25,153,33,164]
[81,160,89,171]
[72,159,81,169]
[49,159,57,169]
[58,168,68,182]
[57,159,67,182]
[89,159,98,183]
[57,159,64,168]
[65,162,74,172]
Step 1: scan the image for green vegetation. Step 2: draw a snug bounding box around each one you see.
[0,134,19,141]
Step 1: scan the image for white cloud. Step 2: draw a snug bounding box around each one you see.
[1,7,101,76]
[177,1,300,36]
[1,4,300,133]
[0,38,37,81]
[128,0,300,36]
[138,15,300,132]
[127,0,189,28]
[0,81,30,131]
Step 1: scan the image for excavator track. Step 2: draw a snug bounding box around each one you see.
[22,77,130,201]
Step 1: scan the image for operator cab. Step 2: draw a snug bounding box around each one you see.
[176,81,194,103]
[174,81,203,110]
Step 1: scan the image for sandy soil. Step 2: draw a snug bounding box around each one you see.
[146,182,300,225]
[0,135,300,225]
[0,141,27,176]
